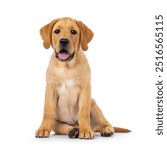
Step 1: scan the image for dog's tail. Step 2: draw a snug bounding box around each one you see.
[114,127,131,133]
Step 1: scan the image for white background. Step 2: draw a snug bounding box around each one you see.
[0,0,166,149]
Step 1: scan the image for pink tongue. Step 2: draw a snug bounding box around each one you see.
[58,52,70,60]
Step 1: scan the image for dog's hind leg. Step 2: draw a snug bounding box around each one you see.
[90,99,115,136]
[90,99,130,136]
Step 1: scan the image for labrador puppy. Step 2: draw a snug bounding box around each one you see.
[35,17,130,139]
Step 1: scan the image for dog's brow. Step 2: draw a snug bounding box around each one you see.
[55,25,62,29]
[70,24,79,30]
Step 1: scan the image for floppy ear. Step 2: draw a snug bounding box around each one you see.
[40,19,58,49]
[76,21,94,51]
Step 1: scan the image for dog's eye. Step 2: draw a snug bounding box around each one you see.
[71,30,77,35]
[54,29,60,34]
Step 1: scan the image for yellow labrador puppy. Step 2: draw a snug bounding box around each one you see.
[35,17,130,139]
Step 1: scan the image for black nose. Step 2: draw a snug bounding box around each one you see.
[59,38,69,46]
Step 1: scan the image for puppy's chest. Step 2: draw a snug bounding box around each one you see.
[56,79,79,124]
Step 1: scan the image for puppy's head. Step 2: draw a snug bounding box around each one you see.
[40,17,93,62]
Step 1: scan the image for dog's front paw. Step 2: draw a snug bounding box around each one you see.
[100,125,114,137]
[35,128,50,138]
[79,128,94,139]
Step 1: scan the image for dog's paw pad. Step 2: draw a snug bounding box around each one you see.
[101,132,113,137]
[68,128,79,138]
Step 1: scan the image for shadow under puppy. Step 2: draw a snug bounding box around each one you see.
[35,17,130,139]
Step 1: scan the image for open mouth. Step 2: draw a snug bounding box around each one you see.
[55,49,75,62]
